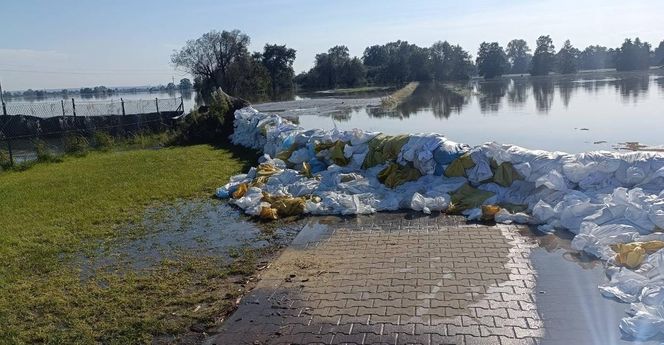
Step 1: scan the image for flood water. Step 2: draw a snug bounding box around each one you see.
[294,70,664,153]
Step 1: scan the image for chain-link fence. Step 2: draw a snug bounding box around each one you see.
[2,97,183,117]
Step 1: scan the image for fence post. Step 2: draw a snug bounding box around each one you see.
[155,98,160,115]
[1,101,6,116]
[121,98,126,116]
[72,98,76,117]
[6,137,14,166]
[61,100,65,117]
[180,96,184,113]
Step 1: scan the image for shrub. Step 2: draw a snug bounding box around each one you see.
[92,132,114,151]
[64,135,89,156]
[33,139,61,163]
[171,89,247,145]
[0,149,12,170]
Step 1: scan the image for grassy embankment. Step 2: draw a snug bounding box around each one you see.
[380,81,420,108]
[0,144,261,344]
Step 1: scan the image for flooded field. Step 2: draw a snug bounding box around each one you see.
[259,70,664,153]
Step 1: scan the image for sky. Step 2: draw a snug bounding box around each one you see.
[1,0,663,91]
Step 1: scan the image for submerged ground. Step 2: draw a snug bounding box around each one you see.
[0,144,301,343]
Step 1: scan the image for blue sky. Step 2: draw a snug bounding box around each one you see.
[2,0,663,90]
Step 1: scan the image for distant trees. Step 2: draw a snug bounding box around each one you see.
[615,38,652,71]
[578,45,610,70]
[262,44,297,96]
[178,78,193,90]
[556,40,579,74]
[296,45,367,89]
[430,41,474,81]
[476,42,509,79]
[530,35,556,76]
[506,39,531,74]
[172,29,297,101]
[654,41,664,66]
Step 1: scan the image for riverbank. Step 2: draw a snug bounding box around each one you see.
[380,81,420,108]
[0,144,288,343]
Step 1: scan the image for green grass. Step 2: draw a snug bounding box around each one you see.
[0,144,260,344]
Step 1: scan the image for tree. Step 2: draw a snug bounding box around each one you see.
[430,41,474,81]
[171,29,251,95]
[653,40,664,66]
[476,42,509,79]
[166,82,176,91]
[506,39,532,74]
[614,38,652,71]
[556,40,579,74]
[530,35,555,76]
[178,78,193,90]
[297,46,366,90]
[578,45,610,70]
[340,57,367,87]
[261,44,296,97]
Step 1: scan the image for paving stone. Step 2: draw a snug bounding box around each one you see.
[208,214,543,345]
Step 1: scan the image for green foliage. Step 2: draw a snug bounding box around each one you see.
[172,29,296,102]
[92,131,115,151]
[64,134,90,156]
[0,149,11,170]
[654,41,664,66]
[556,40,579,74]
[33,139,62,163]
[0,145,254,343]
[506,39,532,74]
[615,38,652,71]
[530,35,556,76]
[476,42,509,79]
[430,41,474,81]
[172,90,233,145]
[578,45,611,70]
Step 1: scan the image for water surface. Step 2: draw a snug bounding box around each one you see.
[295,71,664,153]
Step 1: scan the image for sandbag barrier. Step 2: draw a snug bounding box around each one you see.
[219,106,664,339]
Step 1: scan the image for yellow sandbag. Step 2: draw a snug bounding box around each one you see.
[262,194,306,218]
[362,134,410,169]
[612,241,664,268]
[493,162,521,187]
[276,143,298,161]
[377,162,422,188]
[444,154,475,177]
[481,205,501,221]
[259,206,278,220]
[301,161,312,178]
[257,163,280,177]
[232,183,249,199]
[449,184,495,212]
[315,141,348,166]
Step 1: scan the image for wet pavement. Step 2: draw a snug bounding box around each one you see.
[205,212,663,345]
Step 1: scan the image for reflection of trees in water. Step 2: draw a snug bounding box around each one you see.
[556,78,575,107]
[507,79,529,108]
[365,82,468,119]
[657,76,664,91]
[611,75,650,101]
[531,78,555,113]
[330,108,354,122]
[477,79,509,113]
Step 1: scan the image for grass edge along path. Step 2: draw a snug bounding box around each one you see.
[0,144,259,344]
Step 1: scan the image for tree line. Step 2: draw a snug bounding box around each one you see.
[171,29,664,100]
[3,79,193,100]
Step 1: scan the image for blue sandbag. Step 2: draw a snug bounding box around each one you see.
[433,147,463,165]
[308,158,327,173]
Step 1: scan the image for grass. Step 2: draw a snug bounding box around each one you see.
[0,144,261,344]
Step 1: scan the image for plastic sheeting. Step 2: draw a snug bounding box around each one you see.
[223,107,664,339]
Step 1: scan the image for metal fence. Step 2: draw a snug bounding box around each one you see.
[1,97,184,117]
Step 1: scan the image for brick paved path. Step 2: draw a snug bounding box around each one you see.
[207,214,544,345]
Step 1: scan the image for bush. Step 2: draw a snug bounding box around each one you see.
[171,89,246,145]
[0,149,12,171]
[92,132,114,151]
[33,139,61,163]
[64,135,89,156]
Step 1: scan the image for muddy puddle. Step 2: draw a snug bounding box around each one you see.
[79,199,304,275]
